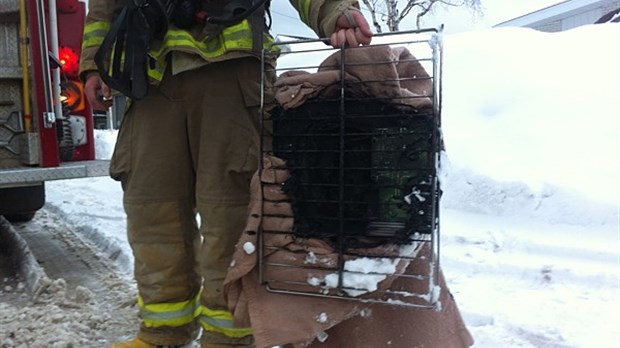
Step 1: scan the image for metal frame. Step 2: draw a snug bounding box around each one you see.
[257,28,444,309]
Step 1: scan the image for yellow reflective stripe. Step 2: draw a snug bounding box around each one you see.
[152,20,274,62]
[195,305,252,338]
[222,22,253,49]
[147,58,166,82]
[82,21,110,48]
[123,19,276,83]
[159,30,227,58]
[137,296,198,328]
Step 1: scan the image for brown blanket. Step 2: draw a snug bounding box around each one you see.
[223,156,473,348]
[274,46,434,110]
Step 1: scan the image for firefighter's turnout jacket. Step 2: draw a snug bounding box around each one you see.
[78,1,360,347]
[79,0,358,83]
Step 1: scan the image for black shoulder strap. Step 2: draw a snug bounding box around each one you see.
[206,0,269,26]
[94,0,168,100]
[248,1,267,53]
[203,0,270,52]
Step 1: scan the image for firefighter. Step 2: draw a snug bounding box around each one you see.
[79,1,372,348]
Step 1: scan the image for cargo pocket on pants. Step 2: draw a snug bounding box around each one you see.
[109,104,134,184]
[234,71,263,176]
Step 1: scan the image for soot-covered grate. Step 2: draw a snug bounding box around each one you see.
[256,29,444,309]
[271,99,439,250]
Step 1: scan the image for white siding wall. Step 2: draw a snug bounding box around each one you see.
[496,0,620,32]
[560,8,608,31]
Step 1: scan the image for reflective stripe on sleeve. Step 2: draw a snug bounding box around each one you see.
[82,21,110,49]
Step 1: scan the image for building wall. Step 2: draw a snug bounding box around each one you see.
[602,0,620,12]
[532,3,617,32]
[534,20,563,32]
[496,0,620,32]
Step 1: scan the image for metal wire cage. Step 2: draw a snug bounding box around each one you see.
[257,28,444,309]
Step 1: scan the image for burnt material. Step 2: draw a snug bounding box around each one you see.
[270,98,440,249]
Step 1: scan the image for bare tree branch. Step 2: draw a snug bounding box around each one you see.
[361,0,384,33]
[363,0,482,32]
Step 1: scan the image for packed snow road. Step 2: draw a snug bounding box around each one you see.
[0,208,138,347]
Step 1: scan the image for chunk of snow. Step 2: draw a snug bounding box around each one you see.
[243,242,256,254]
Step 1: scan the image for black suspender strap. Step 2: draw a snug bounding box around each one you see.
[94,0,168,100]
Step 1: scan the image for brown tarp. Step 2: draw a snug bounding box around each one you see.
[274,46,434,110]
[223,156,473,348]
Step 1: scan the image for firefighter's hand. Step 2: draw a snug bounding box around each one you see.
[84,72,113,112]
[330,8,372,48]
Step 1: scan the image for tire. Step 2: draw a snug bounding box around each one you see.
[0,183,45,221]
[3,212,37,222]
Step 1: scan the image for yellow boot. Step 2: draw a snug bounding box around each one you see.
[110,337,184,348]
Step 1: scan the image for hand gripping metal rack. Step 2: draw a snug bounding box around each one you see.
[257,28,444,309]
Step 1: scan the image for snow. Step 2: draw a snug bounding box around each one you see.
[2,23,619,347]
[324,257,393,296]
[243,242,256,255]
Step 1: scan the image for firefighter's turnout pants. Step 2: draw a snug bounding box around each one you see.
[110,57,272,347]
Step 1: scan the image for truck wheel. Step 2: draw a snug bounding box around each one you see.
[0,183,45,222]
[4,212,37,222]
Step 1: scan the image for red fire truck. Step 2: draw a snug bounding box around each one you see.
[0,0,108,221]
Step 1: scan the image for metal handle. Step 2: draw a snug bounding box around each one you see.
[34,0,56,128]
